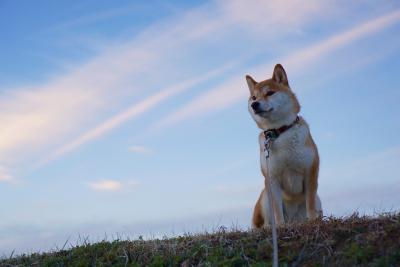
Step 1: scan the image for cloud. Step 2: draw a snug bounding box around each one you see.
[87,179,139,192]
[49,3,149,30]
[87,180,122,191]
[0,3,213,165]
[0,165,13,183]
[0,85,106,164]
[219,0,324,32]
[154,9,400,128]
[129,146,152,154]
[39,63,234,165]
[0,0,332,169]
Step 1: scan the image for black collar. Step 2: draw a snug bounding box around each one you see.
[264,116,300,140]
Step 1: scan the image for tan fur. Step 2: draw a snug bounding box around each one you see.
[252,189,265,228]
[305,134,320,219]
[248,64,322,228]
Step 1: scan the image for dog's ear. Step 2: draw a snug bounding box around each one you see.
[272,64,289,86]
[246,75,257,94]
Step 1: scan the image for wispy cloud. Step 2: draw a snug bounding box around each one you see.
[129,146,152,154]
[29,0,330,165]
[87,179,139,192]
[0,85,106,164]
[0,0,332,170]
[154,9,400,128]
[0,165,13,183]
[50,3,150,30]
[219,0,325,33]
[87,180,122,191]
[40,63,234,164]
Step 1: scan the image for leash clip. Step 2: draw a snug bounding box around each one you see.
[264,138,272,158]
[263,130,278,159]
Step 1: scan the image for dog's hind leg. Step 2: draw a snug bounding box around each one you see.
[252,189,265,228]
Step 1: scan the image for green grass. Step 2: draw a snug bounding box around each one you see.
[1,213,399,266]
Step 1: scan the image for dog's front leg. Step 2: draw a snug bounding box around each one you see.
[265,178,284,225]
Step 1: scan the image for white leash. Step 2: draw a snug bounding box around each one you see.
[264,135,278,267]
[262,117,299,267]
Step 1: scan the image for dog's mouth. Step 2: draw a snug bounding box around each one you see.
[254,107,274,115]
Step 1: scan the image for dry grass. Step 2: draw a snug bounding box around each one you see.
[1,212,399,266]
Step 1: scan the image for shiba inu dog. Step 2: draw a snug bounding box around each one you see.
[246,64,322,228]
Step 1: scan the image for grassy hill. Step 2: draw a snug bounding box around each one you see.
[1,213,399,267]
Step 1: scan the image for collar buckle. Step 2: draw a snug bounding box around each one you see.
[264,129,279,140]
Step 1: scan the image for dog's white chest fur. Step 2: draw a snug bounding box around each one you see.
[259,124,314,195]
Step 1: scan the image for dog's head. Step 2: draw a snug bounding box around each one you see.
[246,64,300,130]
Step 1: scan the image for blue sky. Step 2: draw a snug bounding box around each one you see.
[1,0,400,255]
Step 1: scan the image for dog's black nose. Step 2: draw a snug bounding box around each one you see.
[251,101,260,110]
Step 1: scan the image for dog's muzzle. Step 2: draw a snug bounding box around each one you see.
[251,102,273,114]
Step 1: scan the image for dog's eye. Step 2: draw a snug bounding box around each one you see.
[266,91,276,96]
[251,96,256,101]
